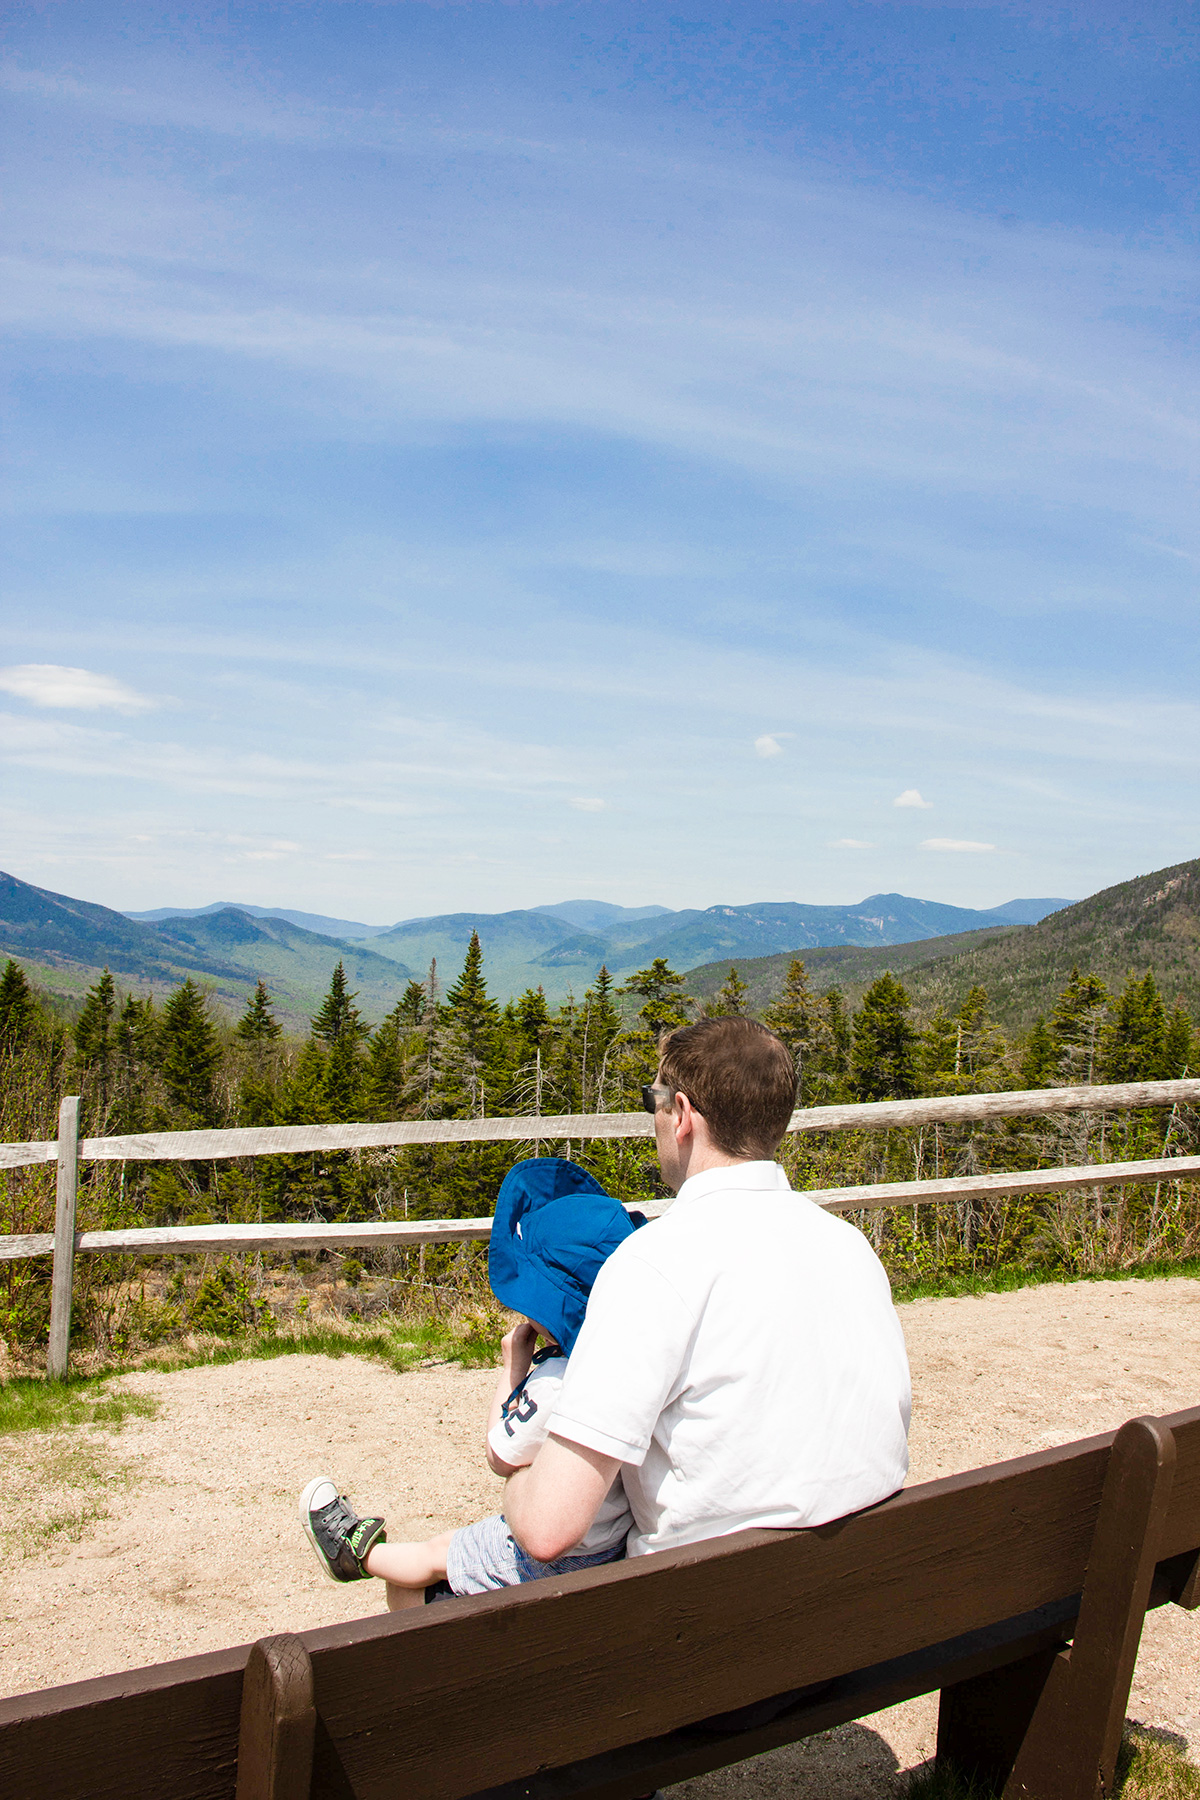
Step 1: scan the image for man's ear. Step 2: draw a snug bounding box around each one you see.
[673,1091,696,1140]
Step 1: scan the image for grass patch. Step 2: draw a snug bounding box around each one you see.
[900,1726,1200,1799]
[892,1253,1200,1306]
[0,1375,158,1436]
[1117,1725,1200,1798]
[136,1315,503,1380]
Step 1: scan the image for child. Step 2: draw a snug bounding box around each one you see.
[299,1157,640,1607]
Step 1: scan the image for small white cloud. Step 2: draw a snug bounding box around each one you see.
[833,838,873,849]
[754,734,784,758]
[570,797,607,812]
[893,788,933,809]
[0,663,155,713]
[921,837,997,853]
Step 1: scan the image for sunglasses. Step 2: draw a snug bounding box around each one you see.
[641,1082,676,1115]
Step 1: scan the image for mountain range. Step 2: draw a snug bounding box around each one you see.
[688,857,1200,1032]
[0,871,1070,1023]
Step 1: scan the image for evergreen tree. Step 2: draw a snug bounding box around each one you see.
[1100,971,1167,1083]
[954,986,1008,1080]
[236,980,282,1043]
[311,963,366,1048]
[114,993,157,1130]
[1163,1004,1194,1078]
[74,967,117,1117]
[708,967,750,1017]
[763,959,843,1102]
[618,959,692,1038]
[515,986,551,1050]
[1050,968,1109,1083]
[308,963,369,1121]
[1020,1016,1058,1088]
[917,1008,960,1085]
[850,973,918,1101]
[234,981,283,1125]
[395,980,428,1027]
[0,959,36,1054]
[438,933,501,1117]
[578,966,622,1110]
[159,979,222,1124]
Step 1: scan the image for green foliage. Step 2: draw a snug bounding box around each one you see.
[618,957,693,1039]
[708,966,750,1017]
[159,979,222,1124]
[0,959,37,1053]
[1020,1015,1057,1087]
[851,973,918,1100]
[762,958,848,1103]
[236,979,282,1043]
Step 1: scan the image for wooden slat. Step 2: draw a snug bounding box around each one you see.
[814,1154,1200,1215]
[3,1411,1198,1800]
[0,1203,665,1263]
[3,1077,1198,1171]
[1,1154,1193,1263]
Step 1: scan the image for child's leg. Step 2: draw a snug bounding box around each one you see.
[364,1531,455,1611]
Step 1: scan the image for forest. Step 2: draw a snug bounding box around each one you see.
[1,937,1197,1361]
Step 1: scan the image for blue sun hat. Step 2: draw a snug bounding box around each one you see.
[488,1157,643,1356]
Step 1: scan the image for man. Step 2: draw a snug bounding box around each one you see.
[502,1015,911,1564]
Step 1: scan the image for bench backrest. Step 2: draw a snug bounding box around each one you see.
[2,1405,1198,1800]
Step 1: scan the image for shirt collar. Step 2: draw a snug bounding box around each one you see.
[672,1161,792,1208]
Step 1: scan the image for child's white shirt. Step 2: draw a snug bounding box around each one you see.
[488,1350,632,1556]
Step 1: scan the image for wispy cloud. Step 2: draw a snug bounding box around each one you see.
[833,838,872,849]
[754,734,784,758]
[0,664,155,713]
[570,797,607,812]
[893,789,933,809]
[922,838,997,853]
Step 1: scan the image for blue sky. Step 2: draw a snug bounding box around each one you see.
[2,2,1197,924]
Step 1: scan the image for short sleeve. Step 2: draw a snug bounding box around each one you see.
[549,1240,697,1467]
[487,1360,564,1467]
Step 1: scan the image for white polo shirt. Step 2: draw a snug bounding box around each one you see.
[550,1161,911,1557]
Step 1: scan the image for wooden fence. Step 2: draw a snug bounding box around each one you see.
[2,1077,1197,1379]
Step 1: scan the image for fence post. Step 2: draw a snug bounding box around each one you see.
[47,1095,81,1381]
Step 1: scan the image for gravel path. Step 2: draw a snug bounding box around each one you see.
[2,1275,1198,1794]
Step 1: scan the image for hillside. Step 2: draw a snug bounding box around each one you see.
[686,926,1022,1013]
[686,858,1200,1034]
[0,875,416,1027]
[352,892,1069,1002]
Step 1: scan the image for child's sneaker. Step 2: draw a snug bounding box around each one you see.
[300,1476,386,1583]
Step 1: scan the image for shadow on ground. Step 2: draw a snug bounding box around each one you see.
[668,1722,901,1799]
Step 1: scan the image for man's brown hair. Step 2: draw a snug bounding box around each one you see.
[657,1016,797,1159]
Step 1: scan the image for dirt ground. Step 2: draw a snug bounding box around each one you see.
[2,1275,1198,1796]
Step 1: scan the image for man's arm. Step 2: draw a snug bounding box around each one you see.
[502,1433,621,1563]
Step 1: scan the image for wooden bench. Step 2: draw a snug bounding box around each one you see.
[2,1405,1198,1800]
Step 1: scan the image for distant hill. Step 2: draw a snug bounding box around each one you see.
[687,927,1023,1013]
[126,902,391,939]
[686,859,1200,1034]
[350,893,1070,1002]
[0,874,415,1027]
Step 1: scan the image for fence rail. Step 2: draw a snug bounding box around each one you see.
[3,1078,1198,1171]
[3,1078,1196,1378]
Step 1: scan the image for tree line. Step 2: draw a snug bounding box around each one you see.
[0,943,1196,1348]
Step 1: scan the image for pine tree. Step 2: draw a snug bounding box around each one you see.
[236,980,282,1043]
[708,967,750,1017]
[918,1008,961,1085]
[396,980,428,1027]
[0,960,36,1054]
[308,963,369,1121]
[1163,1004,1194,1078]
[1020,1017,1058,1088]
[311,963,366,1048]
[438,933,501,1117]
[762,959,841,1102]
[74,967,117,1116]
[515,987,551,1050]
[1100,971,1167,1083]
[578,966,622,1110]
[114,993,157,1130]
[850,973,918,1101]
[954,986,1008,1080]
[159,979,222,1124]
[618,959,692,1038]
[1050,968,1109,1084]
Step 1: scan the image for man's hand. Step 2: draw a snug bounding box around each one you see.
[502,1433,620,1564]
